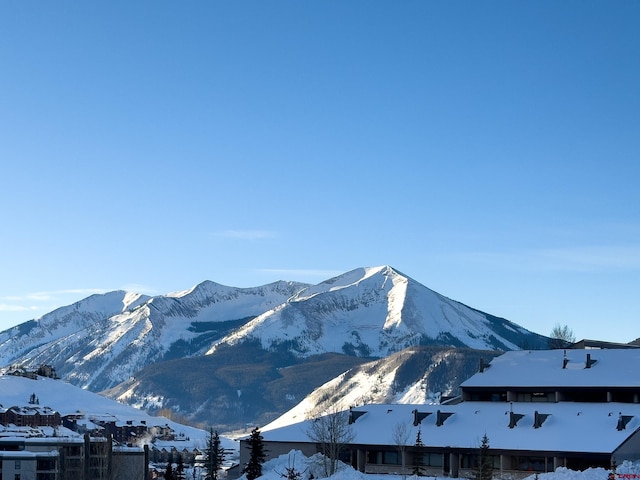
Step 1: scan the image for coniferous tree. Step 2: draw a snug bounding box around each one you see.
[204,428,226,480]
[165,462,175,480]
[411,428,426,476]
[176,455,185,480]
[476,433,493,480]
[243,427,266,480]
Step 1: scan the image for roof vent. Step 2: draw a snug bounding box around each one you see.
[562,350,569,369]
[436,410,453,427]
[585,353,597,368]
[509,411,525,428]
[617,414,633,431]
[412,409,432,426]
[533,411,550,428]
[348,409,366,424]
[479,358,490,373]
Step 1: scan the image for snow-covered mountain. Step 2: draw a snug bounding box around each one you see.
[0,266,549,429]
[211,266,542,357]
[0,280,308,391]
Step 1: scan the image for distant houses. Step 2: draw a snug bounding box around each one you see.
[0,367,202,480]
[246,347,640,479]
[8,364,59,380]
[0,425,148,480]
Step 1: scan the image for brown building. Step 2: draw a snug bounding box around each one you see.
[0,405,61,428]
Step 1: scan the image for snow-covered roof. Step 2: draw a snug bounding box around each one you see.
[261,402,640,454]
[0,424,85,443]
[0,450,59,458]
[461,349,640,389]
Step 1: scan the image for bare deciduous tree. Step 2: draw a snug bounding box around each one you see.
[306,406,354,477]
[392,421,411,480]
[549,323,576,349]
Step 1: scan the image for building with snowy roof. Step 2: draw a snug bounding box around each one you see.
[0,425,148,480]
[0,405,61,428]
[246,348,640,479]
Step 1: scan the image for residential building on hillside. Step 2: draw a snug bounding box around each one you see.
[245,348,640,479]
[0,405,61,428]
[0,426,148,480]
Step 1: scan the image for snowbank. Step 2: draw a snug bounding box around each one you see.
[236,451,640,480]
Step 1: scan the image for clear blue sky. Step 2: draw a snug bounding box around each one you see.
[1,1,638,342]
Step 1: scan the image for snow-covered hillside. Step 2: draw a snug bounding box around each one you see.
[262,346,500,431]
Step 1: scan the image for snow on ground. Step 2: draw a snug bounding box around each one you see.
[232,450,640,480]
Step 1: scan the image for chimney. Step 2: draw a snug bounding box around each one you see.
[562,350,568,369]
[586,353,592,368]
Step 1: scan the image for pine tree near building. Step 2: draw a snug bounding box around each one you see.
[243,427,266,480]
[204,428,226,480]
[411,427,426,476]
[476,433,493,480]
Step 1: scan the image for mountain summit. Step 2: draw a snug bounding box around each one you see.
[212,265,541,357]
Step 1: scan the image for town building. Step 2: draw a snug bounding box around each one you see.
[0,426,148,480]
[0,405,61,428]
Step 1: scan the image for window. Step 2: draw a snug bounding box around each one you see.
[37,474,56,480]
[461,454,500,469]
[382,451,400,465]
[516,456,552,472]
[426,453,443,467]
[14,461,20,470]
[367,450,401,465]
[37,459,56,471]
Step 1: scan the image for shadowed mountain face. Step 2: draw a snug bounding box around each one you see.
[0,266,549,429]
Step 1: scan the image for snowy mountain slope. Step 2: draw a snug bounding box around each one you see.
[102,346,369,431]
[210,266,546,357]
[100,344,500,431]
[0,281,308,391]
[0,291,149,366]
[262,346,501,431]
